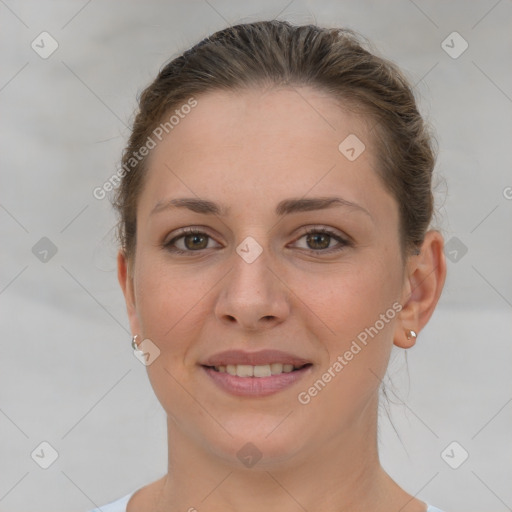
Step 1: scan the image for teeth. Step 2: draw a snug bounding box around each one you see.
[254,364,271,377]
[236,364,253,377]
[270,363,283,375]
[213,363,302,377]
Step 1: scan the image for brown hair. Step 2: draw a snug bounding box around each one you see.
[113,20,435,267]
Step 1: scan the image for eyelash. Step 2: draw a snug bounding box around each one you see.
[163,226,351,256]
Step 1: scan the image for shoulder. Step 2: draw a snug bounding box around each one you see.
[89,477,166,512]
[87,492,134,512]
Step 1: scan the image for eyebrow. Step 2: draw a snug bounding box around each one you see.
[150,196,371,218]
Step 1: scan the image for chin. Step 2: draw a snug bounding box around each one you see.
[201,415,311,468]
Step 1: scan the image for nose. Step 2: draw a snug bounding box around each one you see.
[214,243,291,332]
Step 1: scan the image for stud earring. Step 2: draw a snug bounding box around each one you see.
[132,335,141,351]
[406,329,417,340]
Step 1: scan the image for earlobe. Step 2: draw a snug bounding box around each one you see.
[394,230,447,349]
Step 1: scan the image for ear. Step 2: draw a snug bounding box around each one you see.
[117,250,141,336]
[394,230,447,349]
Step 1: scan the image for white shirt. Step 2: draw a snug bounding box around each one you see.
[88,491,447,511]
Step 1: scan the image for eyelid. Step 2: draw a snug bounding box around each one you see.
[164,226,214,244]
[298,225,350,241]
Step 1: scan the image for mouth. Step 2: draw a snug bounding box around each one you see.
[200,350,313,397]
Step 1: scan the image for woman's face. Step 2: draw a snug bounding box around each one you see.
[120,86,410,466]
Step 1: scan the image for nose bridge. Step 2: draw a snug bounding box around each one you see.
[230,235,276,303]
[215,234,290,329]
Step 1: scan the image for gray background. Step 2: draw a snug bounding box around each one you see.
[1,1,511,511]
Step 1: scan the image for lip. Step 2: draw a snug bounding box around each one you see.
[201,349,311,367]
[200,349,313,397]
[202,365,312,397]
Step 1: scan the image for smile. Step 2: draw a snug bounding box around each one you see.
[200,349,313,396]
[202,365,312,397]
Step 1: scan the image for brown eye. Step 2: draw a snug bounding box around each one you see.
[305,232,332,250]
[164,228,219,254]
[293,227,350,254]
[182,233,209,250]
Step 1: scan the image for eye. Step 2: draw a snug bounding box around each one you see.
[292,227,350,254]
[163,228,219,255]
[162,226,351,256]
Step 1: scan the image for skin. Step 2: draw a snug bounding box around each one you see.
[117,86,446,512]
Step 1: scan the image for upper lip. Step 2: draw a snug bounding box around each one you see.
[201,349,311,367]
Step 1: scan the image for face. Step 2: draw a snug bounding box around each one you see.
[120,86,409,466]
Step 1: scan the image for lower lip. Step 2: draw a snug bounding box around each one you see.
[202,365,312,397]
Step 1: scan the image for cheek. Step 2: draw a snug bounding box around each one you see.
[133,256,213,416]
[304,257,402,392]
[294,260,402,424]
[134,256,194,343]
[301,256,402,342]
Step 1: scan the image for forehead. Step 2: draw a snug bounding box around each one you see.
[152,86,371,164]
[139,86,395,223]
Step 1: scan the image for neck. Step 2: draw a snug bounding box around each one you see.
[150,398,420,512]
